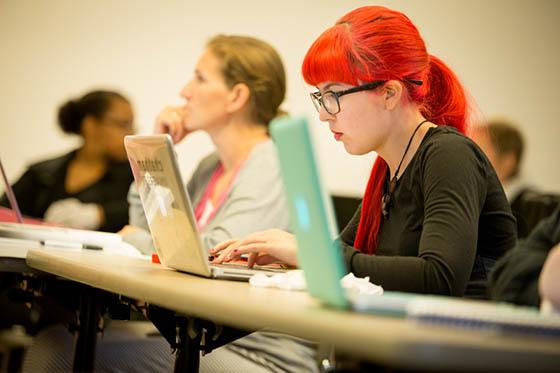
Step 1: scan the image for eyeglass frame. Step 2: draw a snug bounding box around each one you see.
[100,115,135,131]
[310,79,423,115]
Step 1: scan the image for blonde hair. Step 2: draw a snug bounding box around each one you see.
[206,35,286,126]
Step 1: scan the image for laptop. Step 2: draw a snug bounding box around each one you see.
[124,134,287,281]
[0,157,131,254]
[270,116,560,335]
[1,157,24,223]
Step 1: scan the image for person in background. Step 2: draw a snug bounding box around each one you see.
[0,90,134,232]
[213,5,517,299]
[471,119,560,237]
[470,119,526,200]
[490,207,560,307]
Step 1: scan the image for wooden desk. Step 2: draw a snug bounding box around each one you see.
[26,248,560,371]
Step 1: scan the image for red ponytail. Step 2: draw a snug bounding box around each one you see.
[354,158,387,254]
[302,6,471,254]
[422,55,470,133]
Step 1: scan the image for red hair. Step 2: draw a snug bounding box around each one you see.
[302,6,471,254]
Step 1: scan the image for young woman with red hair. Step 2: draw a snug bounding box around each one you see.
[214,5,517,298]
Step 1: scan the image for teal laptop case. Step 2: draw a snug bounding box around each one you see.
[270,116,349,308]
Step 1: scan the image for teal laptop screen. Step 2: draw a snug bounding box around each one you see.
[270,116,348,308]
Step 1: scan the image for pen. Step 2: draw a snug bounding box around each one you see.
[40,240,103,251]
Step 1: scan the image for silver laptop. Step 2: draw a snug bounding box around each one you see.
[124,134,286,281]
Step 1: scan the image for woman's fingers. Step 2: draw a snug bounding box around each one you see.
[213,242,266,264]
[154,106,189,143]
[252,254,279,267]
[212,246,235,264]
[222,243,282,265]
[211,229,298,267]
[167,121,185,143]
[246,252,279,268]
[212,240,250,263]
[209,238,238,255]
[247,252,259,268]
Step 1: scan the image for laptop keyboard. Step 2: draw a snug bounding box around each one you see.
[209,261,286,273]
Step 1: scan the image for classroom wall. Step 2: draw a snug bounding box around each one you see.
[1,0,559,198]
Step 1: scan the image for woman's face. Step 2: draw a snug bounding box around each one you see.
[179,49,232,132]
[94,98,135,161]
[315,81,391,155]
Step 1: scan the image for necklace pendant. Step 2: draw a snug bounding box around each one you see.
[381,192,391,219]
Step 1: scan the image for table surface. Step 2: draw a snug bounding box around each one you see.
[25,247,560,371]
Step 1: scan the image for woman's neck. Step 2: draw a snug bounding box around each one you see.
[75,142,107,165]
[377,109,435,180]
[207,119,269,173]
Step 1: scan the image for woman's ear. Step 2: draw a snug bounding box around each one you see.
[226,83,251,113]
[80,115,97,137]
[383,80,403,110]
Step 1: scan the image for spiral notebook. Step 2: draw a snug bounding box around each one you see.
[406,297,560,336]
[270,115,560,337]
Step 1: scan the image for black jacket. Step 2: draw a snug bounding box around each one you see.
[489,207,560,307]
[0,150,133,232]
[510,188,560,238]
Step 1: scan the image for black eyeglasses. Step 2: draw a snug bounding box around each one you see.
[310,80,386,115]
[310,79,423,116]
[101,116,135,131]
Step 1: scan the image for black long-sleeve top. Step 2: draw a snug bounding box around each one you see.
[337,126,517,298]
[489,207,560,307]
[0,150,133,232]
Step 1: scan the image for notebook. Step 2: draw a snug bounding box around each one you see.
[269,116,560,336]
[124,134,286,281]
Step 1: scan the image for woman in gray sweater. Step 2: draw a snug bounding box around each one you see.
[125,34,290,254]
[122,34,316,373]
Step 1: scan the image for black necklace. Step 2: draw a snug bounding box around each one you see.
[382,119,429,219]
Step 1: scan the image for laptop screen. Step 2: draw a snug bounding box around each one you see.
[0,157,23,223]
[124,134,212,277]
[270,116,349,308]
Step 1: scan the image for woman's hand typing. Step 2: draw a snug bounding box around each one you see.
[210,229,299,268]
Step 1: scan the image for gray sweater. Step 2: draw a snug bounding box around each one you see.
[126,140,290,253]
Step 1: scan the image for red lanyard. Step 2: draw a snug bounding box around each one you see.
[193,162,242,230]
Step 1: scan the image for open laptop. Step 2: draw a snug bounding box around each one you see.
[270,116,560,335]
[1,157,24,223]
[124,134,287,281]
[0,156,124,251]
[269,116,366,308]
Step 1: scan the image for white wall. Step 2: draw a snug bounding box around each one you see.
[1,0,559,198]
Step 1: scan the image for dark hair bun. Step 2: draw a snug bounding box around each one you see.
[57,99,83,134]
[56,90,128,135]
